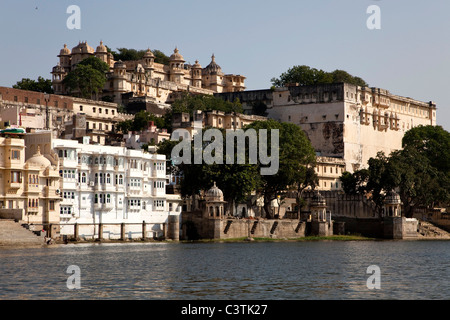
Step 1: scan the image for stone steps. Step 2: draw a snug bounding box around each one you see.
[0,219,45,247]
[418,220,450,239]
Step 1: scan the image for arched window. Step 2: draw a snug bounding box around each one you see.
[106,174,111,184]
[216,206,220,217]
[82,172,86,183]
[210,206,213,217]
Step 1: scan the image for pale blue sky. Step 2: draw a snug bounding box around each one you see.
[0,0,448,130]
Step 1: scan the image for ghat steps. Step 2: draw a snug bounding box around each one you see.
[418,220,450,239]
[0,219,45,248]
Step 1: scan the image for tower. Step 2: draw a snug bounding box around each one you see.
[202,54,224,92]
[191,60,203,88]
[203,182,226,219]
[143,48,155,77]
[169,48,185,84]
[95,41,108,64]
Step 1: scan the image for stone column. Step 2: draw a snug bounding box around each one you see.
[120,223,125,241]
[142,221,147,240]
[74,223,79,240]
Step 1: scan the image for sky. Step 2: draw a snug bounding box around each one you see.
[0,0,448,131]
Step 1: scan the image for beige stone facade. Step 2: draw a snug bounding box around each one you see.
[0,87,132,145]
[0,135,60,229]
[52,42,246,105]
[217,83,437,175]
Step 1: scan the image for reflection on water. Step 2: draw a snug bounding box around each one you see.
[0,241,449,300]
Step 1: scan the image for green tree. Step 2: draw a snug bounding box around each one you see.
[340,126,450,218]
[62,57,109,99]
[246,120,317,219]
[158,129,260,214]
[153,49,170,65]
[172,93,243,115]
[13,77,54,93]
[112,48,170,65]
[271,65,368,87]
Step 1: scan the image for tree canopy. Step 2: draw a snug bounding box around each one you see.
[62,56,109,99]
[172,93,244,115]
[110,48,170,65]
[245,120,317,218]
[158,119,317,218]
[271,65,369,87]
[115,110,171,134]
[13,77,54,94]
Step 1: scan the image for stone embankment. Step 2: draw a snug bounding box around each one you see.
[0,219,46,249]
[417,220,450,239]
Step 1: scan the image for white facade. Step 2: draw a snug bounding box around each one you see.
[25,131,181,239]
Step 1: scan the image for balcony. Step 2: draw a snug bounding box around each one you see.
[94,202,114,211]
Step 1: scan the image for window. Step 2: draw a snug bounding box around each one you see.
[25,97,28,103]
[37,98,41,104]
[11,149,20,160]
[14,96,18,102]
[80,105,83,111]
[112,110,115,115]
[93,107,96,113]
[11,171,21,183]
[49,201,55,211]
[105,109,108,115]
[99,108,102,114]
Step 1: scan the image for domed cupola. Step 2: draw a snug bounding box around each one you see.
[383,190,402,217]
[96,41,107,53]
[204,182,227,219]
[59,44,71,56]
[25,147,52,170]
[203,54,224,76]
[205,182,224,202]
[169,47,185,63]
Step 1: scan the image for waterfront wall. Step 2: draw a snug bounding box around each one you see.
[181,211,334,240]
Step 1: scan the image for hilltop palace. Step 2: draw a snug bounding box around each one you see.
[51,41,246,107]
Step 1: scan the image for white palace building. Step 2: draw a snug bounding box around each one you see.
[24,131,181,240]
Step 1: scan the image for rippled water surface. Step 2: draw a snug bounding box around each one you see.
[0,241,449,299]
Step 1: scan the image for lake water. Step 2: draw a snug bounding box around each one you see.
[0,240,449,300]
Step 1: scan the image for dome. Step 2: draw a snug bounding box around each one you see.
[203,54,223,75]
[192,60,202,69]
[59,44,71,56]
[72,41,94,54]
[96,41,107,53]
[144,48,154,58]
[52,64,65,73]
[114,60,126,69]
[26,147,51,169]
[205,182,224,202]
[384,190,401,205]
[310,191,327,208]
[169,47,185,62]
